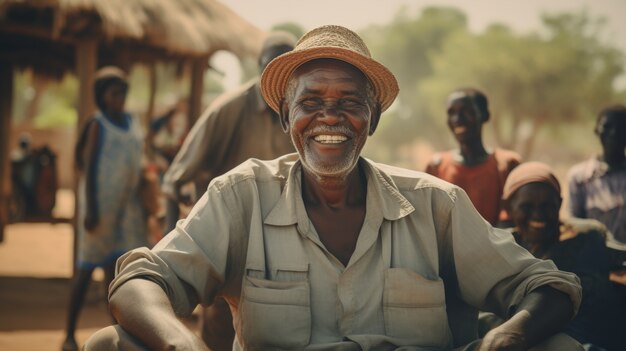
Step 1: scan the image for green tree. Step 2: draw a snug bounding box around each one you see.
[419,10,625,157]
[360,6,469,158]
[271,22,306,40]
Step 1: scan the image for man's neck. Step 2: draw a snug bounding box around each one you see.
[456,140,489,166]
[301,163,367,209]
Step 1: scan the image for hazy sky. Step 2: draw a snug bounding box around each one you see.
[223,0,626,42]
[214,0,626,89]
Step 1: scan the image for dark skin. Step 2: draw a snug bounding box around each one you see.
[446,94,490,166]
[280,59,377,266]
[488,183,575,351]
[507,183,562,259]
[62,81,128,351]
[596,113,626,171]
[108,59,573,351]
[84,81,129,230]
[595,112,626,286]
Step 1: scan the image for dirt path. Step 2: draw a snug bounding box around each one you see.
[0,220,111,351]
[0,190,198,350]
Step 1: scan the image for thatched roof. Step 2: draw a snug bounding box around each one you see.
[0,0,265,76]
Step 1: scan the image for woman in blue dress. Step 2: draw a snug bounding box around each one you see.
[62,66,148,351]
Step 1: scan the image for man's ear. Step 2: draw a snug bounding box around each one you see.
[368,104,382,136]
[279,99,290,133]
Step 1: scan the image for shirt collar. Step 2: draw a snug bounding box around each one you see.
[264,157,415,228]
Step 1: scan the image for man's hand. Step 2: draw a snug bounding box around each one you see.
[475,286,574,351]
[609,269,626,286]
[477,322,528,351]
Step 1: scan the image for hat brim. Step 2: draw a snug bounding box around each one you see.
[260,47,399,114]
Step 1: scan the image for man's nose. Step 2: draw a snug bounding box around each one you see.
[318,105,341,124]
[529,208,545,221]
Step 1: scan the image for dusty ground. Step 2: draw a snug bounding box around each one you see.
[0,190,197,351]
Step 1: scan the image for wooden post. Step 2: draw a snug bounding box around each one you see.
[188,57,208,126]
[76,40,97,132]
[144,64,157,158]
[73,39,97,275]
[0,64,13,242]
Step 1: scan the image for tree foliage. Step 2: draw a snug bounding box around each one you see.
[271,22,306,40]
[362,7,625,159]
[361,7,468,152]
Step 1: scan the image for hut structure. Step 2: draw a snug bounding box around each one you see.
[0,0,266,242]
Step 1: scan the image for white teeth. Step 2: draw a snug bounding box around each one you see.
[529,221,546,229]
[314,134,348,143]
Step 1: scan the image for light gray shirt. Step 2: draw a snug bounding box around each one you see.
[568,157,626,244]
[112,154,581,351]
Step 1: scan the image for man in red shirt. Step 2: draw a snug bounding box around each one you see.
[426,88,520,226]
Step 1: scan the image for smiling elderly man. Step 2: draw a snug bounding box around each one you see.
[85,25,582,351]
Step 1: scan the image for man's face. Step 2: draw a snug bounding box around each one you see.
[596,114,626,155]
[446,96,483,144]
[282,59,375,178]
[509,182,561,246]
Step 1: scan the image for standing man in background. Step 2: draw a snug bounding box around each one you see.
[567,105,626,244]
[161,31,297,350]
[425,88,521,227]
[567,105,626,291]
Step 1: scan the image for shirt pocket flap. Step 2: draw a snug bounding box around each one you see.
[384,268,445,307]
[273,263,309,282]
[245,276,309,306]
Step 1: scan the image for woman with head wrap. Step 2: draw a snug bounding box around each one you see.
[62,66,149,351]
[503,162,625,351]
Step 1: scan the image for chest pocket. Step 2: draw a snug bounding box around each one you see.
[383,268,451,348]
[239,266,311,350]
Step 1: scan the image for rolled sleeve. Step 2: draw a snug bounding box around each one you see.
[109,186,239,316]
[447,187,582,317]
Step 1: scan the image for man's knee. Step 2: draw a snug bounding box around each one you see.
[83,325,148,351]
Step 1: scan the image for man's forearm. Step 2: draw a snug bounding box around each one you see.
[479,285,574,351]
[511,285,574,344]
[109,279,207,351]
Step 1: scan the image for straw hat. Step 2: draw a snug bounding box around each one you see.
[260,25,399,113]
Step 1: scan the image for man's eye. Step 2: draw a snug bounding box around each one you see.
[339,99,363,109]
[300,99,322,108]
